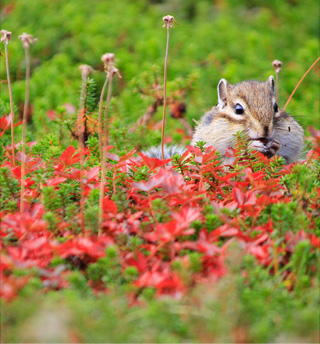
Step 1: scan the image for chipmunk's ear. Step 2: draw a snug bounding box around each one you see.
[266,75,275,94]
[217,78,228,108]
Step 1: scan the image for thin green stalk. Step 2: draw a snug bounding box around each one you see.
[20,46,30,213]
[275,71,279,105]
[79,78,86,234]
[4,42,15,165]
[160,15,177,160]
[98,77,109,163]
[98,76,113,234]
[78,65,92,234]
[283,56,319,111]
[161,24,170,160]
[272,60,282,107]
[103,76,113,147]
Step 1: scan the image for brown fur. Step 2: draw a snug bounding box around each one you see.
[192,78,304,164]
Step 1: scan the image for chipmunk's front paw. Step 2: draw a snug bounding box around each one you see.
[251,138,281,159]
[264,139,281,158]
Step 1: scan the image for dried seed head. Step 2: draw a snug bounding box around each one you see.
[107,66,122,79]
[162,15,178,28]
[272,60,283,73]
[101,53,115,68]
[18,32,37,49]
[0,30,12,45]
[79,64,94,79]
[101,53,121,79]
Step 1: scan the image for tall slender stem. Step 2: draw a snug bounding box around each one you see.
[4,43,15,165]
[98,77,109,163]
[161,25,170,160]
[20,47,30,213]
[283,56,320,111]
[103,77,113,147]
[98,76,113,235]
[275,71,279,105]
[79,75,86,113]
[78,75,87,234]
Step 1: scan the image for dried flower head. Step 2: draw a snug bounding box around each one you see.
[79,64,94,79]
[18,32,37,49]
[107,66,122,79]
[272,60,283,73]
[101,53,115,68]
[162,15,178,28]
[0,30,12,45]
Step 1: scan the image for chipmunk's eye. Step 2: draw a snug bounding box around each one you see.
[273,102,278,112]
[235,103,244,115]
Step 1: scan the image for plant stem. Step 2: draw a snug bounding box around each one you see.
[20,46,30,213]
[283,56,320,111]
[98,77,109,163]
[98,76,113,235]
[275,71,279,105]
[79,75,87,234]
[4,42,15,165]
[161,25,170,160]
[103,77,113,147]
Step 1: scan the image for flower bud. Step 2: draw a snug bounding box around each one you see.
[18,32,37,49]
[79,64,93,79]
[272,60,283,74]
[101,53,115,67]
[0,30,12,45]
[162,15,178,28]
[107,66,122,79]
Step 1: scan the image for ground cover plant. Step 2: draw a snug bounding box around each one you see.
[1,0,320,342]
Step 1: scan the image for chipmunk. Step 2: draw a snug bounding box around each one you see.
[191,76,304,164]
[145,76,304,164]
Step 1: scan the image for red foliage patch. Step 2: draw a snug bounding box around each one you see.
[0,128,319,301]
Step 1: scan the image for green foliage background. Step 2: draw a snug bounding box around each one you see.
[0,1,319,343]
[0,0,319,150]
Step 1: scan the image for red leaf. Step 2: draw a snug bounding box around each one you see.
[59,146,80,167]
[157,168,186,194]
[186,145,202,155]
[125,252,147,273]
[106,152,119,161]
[138,152,172,170]
[15,152,33,163]
[23,236,49,250]
[54,237,107,260]
[102,197,118,215]
[172,206,201,231]
[133,173,165,192]
[119,148,137,163]
[225,147,234,158]
[211,225,239,237]
[310,234,320,248]
[247,244,269,261]
[47,177,67,186]
[14,121,23,128]
[232,187,244,205]
[232,187,257,207]
[12,167,21,179]
[47,109,57,120]
[0,114,12,138]
[85,166,100,182]
[0,114,11,130]
[308,126,320,140]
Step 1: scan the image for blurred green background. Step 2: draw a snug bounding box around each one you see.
[0,0,319,149]
[1,2,319,342]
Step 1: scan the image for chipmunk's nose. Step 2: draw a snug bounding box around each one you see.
[261,123,273,138]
